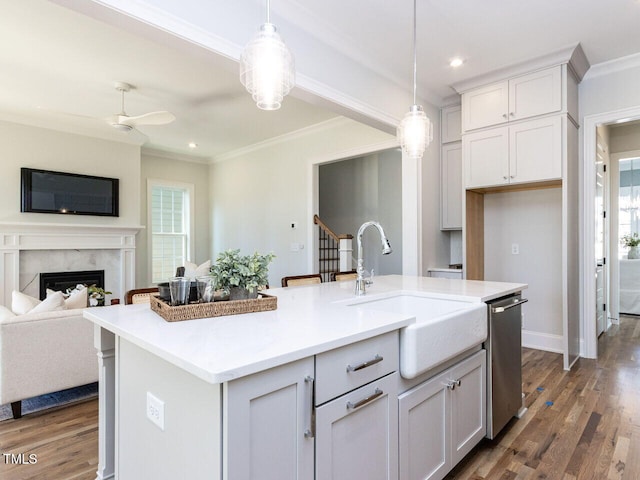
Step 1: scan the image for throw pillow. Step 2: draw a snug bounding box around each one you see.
[0,305,16,322]
[29,291,66,314]
[183,260,211,278]
[11,291,41,315]
[65,285,88,309]
[47,285,88,309]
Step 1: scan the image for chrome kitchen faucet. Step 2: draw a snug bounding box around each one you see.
[355,221,392,296]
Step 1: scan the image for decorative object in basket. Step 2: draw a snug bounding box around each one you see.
[210,249,275,300]
[150,293,277,322]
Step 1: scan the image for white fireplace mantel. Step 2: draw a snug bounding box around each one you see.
[0,222,144,306]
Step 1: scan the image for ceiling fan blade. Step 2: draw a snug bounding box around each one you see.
[124,111,176,127]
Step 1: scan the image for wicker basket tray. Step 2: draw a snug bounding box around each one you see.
[149,293,277,322]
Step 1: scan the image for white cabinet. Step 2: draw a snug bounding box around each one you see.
[441,142,462,229]
[462,66,561,132]
[316,331,399,480]
[226,332,399,480]
[316,373,398,480]
[463,116,562,189]
[427,269,463,279]
[441,105,462,143]
[224,357,315,480]
[398,350,486,480]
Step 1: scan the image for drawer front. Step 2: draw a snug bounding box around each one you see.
[315,331,398,405]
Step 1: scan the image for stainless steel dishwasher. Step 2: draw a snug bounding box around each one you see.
[485,293,528,439]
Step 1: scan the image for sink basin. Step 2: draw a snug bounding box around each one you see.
[349,294,487,379]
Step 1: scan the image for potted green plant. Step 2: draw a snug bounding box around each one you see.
[88,285,112,307]
[622,233,640,259]
[210,249,275,300]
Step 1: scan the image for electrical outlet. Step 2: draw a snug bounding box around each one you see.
[511,243,520,255]
[146,392,165,431]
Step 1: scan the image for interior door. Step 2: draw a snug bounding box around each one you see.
[595,133,608,336]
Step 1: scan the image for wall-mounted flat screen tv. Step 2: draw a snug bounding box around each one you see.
[21,168,119,217]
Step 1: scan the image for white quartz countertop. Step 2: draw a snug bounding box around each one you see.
[84,275,526,384]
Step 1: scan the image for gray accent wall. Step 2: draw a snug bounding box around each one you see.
[319,148,403,275]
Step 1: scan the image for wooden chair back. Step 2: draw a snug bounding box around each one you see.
[281,274,323,287]
[330,270,358,282]
[125,288,159,305]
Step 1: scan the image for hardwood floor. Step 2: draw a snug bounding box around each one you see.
[447,315,640,480]
[0,398,98,480]
[0,316,638,480]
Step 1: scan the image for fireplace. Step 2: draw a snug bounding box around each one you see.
[39,270,105,300]
[0,223,140,306]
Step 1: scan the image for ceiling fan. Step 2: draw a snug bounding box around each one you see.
[106,82,175,132]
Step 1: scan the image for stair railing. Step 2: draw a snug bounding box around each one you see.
[313,215,353,282]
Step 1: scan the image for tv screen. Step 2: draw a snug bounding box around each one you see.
[21,168,119,217]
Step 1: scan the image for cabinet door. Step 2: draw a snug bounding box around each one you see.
[441,105,462,143]
[441,142,462,230]
[398,370,449,480]
[316,373,398,480]
[462,81,508,131]
[449,351,486,465]
[224,357,315,480]
[509,115,562,185]
[463,127,509,189]
[509,66,561,121]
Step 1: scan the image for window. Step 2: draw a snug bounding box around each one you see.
[148,181,194,283]
[619,156,640,257]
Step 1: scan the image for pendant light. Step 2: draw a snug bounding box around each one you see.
[397,0,433,159]
[240,0,295,110]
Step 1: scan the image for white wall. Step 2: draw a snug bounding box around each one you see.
[579,56,640,356]
[609,122,640,153]
[484,189,564,346]
[318,148,403,275]
[0,120,140,226]
[211,119,400,287]
[580,57,640,120]
[421,104,450,273]
[138,151,211,287]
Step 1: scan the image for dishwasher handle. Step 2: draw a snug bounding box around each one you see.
[491,298,528,314]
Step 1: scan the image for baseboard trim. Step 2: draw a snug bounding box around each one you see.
[522,330,564,354]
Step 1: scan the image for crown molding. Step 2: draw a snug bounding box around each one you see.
[451,43,590,94]
[141,147,211,164]
[583,52,640,81]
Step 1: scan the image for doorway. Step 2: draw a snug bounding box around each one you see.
[318,148,403,276]
[584,107,640,359]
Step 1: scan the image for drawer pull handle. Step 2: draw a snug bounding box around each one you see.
[304,375,315,438]
[446,379,462,390]
[347,354,383,372]
[347,388,383,410]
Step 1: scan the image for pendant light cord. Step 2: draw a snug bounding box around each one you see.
[412,0,417,106]
[266,0,271,23]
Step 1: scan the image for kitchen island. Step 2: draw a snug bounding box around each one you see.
[85,275,526,480]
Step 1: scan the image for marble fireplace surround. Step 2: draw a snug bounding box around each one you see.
[0,223,142,307]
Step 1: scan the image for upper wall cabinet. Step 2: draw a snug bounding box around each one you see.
[441,105,462,143]
[462,66,562,132]
[463,116,563,189]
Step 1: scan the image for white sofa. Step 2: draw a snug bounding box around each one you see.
[0,307,98,418]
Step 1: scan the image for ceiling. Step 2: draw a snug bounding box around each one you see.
[2,0,640,160]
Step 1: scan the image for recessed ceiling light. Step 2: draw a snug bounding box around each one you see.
[188,142,198,149]
[450,58,464,68]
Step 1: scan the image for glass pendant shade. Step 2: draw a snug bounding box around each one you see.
[240,23,295,110]
[397,105,433,159]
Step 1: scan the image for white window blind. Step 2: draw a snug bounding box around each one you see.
[150,184,190,283]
